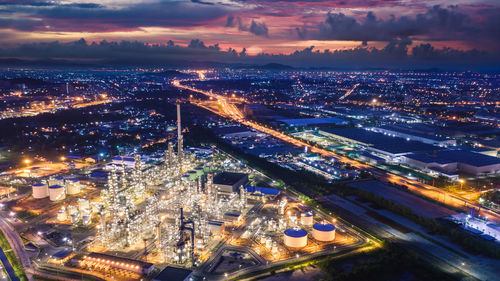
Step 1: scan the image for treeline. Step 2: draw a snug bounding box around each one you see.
[317,243,462,281]
[0,229,27,281]
[352,189,500,259]
[186,125,500,259]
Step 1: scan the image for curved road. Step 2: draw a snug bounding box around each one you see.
[0,214,33,281]
[173,77,500,225]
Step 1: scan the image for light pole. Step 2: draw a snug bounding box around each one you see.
[458,179,465,190]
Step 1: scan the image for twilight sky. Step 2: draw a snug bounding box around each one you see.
[1,0,499,68]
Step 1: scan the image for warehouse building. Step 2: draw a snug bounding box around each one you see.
[370,125,456,147]
[319,128,436,162]
[213,172,249,195]
[402,150,500,176]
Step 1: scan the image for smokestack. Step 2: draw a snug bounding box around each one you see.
[177,103,183,163]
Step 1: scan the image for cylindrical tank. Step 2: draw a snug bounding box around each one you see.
[57,208,67,221]
[194,167,203,177]
[48,176,64,187]
[188,170,197,181]
[32,183,49,198]
[78,198,90,212]
[300,212,313,226]
[82,215,90,225]
[49,185,65,201]
[265,238,273,248]
[284,228,307,248]
[66,179,80,195]
[70,214,78,224]
[67,205,78,216]
[203,165,211,173]
[272,241,278,253]
[312,223,336,242]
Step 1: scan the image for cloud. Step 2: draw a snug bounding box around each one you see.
[226,15,269,36]
[298,5,500,49]
[0,38,497,70]
[249,20,269,36]
[0,1,230,32]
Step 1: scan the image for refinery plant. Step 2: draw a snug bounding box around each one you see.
[7,104,367,281]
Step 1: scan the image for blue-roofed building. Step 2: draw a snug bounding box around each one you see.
[246,186,280,197]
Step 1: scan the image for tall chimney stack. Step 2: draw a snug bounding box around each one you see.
[177,103,183,163]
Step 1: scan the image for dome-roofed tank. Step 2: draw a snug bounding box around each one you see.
[312,222,336,242]
[32,183,49,199]
[284,228,307,248]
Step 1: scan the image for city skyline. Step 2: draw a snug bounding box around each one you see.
[0,1,499,69]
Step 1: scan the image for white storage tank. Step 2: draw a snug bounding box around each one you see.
[300,212,313,226]
[312,223,336,242]
[48,176,64,187]
[57,208,67,221]
[284,228,307,248]
[82,215,91,225]
[78,198,90,212]
[66,179,80,195]
[32,183,49,199]
[49,185,66,201]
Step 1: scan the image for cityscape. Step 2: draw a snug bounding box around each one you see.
[0,1,499,281]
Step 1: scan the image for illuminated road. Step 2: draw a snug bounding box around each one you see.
[338,83,360,101]
[0,214,33,280]
[173,77,500,225]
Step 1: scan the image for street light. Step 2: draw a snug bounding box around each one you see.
[23,159,31,165]
[458,179,465,190]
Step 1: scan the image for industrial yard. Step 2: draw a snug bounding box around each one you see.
[0,105,369,281]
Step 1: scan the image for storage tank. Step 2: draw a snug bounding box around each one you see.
[284,228,307,248]
[203,165,211,173]
[82,215,91,225]
[194,167,204,177]
[312,223,336,242]
[300,212,313,226]
[57,208,67,221]
[66,179,80,195]
[78,198,90,212]
[48,176,64,187]
[187,170,197,181]
[49,185,66,201]
[32,183,49,199]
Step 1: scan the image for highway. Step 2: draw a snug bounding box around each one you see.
[173,77,500,225]
[0,214,33,281]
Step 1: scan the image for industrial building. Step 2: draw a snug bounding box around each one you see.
[213,172,249,195]
[370,125,456,147]
[319,128,436,162]
[402,150,500,176]
[80,252,154,275]
[277,117,348,127]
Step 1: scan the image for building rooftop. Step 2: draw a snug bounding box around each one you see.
[278,117,347,126]
[246,186,280,196]
[213,172,248,186]
[321,128,436,155]
[154,266,192,281]
[406,150,500,167]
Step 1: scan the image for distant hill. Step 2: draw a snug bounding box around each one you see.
[144,70,196,79]
[0,77,55,88]
[259,63,294,70]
